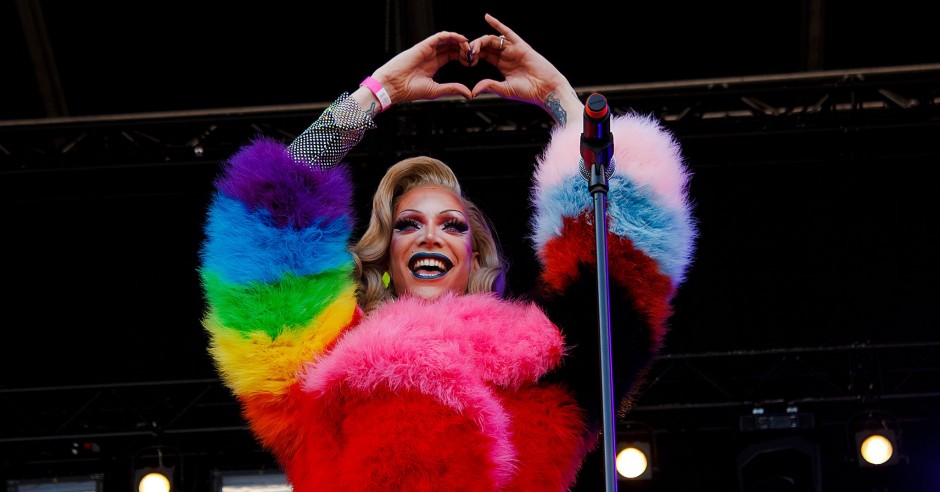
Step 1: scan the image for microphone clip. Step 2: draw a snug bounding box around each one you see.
[580,93,615,191]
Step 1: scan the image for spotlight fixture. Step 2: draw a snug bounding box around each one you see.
[737,405,821,492]
[616,440,652,480]
[135,466,175,492]
[132,445,180,492]
[616,423,655,481]
[851,410,900,468]
[856,430,896,466]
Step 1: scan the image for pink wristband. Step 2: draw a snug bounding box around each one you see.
[360,76,392,112]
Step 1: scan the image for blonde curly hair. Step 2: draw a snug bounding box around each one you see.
[351,156,506,313]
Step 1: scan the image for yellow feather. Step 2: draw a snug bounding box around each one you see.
[204,285,358,396]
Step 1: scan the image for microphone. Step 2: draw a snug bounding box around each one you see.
[579,92,615,184]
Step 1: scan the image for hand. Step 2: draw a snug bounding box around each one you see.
[371,31,474,104]
[468,14,582,126]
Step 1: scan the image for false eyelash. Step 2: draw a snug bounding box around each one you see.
[442,219,469,233]
[393,218,421,231]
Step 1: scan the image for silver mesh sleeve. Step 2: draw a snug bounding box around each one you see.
[287,92,376,169]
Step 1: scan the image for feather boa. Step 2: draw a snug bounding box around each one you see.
[269,293,592,491]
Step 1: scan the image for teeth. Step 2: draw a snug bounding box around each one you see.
[413,258,447,271]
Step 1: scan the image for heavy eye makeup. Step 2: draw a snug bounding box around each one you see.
[392,212,469,234]
[441,217,469,233]
[392,217,421,232]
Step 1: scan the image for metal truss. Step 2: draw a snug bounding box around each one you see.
[0,378,256,470]
[628,341,940,433]
[2,63,939,178]
[2,340,938,469]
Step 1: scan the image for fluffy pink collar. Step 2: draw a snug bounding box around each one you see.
[299,292,565,482]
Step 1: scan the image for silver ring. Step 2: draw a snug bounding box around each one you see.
[498,35,506,51]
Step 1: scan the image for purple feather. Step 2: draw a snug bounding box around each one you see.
[215,137,353,229]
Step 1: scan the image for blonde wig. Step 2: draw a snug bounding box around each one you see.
[352,156,506,312]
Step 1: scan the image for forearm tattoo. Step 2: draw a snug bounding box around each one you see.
[545,91,567,127]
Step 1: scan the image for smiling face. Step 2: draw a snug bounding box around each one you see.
[388,185,480,300]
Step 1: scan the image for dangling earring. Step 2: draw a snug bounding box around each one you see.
[382,271,391,289]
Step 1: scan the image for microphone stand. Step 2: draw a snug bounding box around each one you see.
[580,92,618,491]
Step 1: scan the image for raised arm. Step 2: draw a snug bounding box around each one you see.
[198,28,480,464]
[458,11,700,420]
[468,13,583,127]
[288,30,474,169]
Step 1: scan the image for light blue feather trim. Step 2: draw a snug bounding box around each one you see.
[531,173,696,284]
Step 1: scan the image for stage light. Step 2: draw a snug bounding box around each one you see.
[737,405,821,492]
[135,467,174,492]
[852,411,900,468]
[858,432,894,465]
[616,442,651,479]
[132,445,180,492]
[616,423,655,481]
[737,435,821,492]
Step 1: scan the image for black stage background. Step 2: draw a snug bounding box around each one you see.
[2,1,939,491]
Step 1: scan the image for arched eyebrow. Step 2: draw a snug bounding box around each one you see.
[396,209,466,217]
